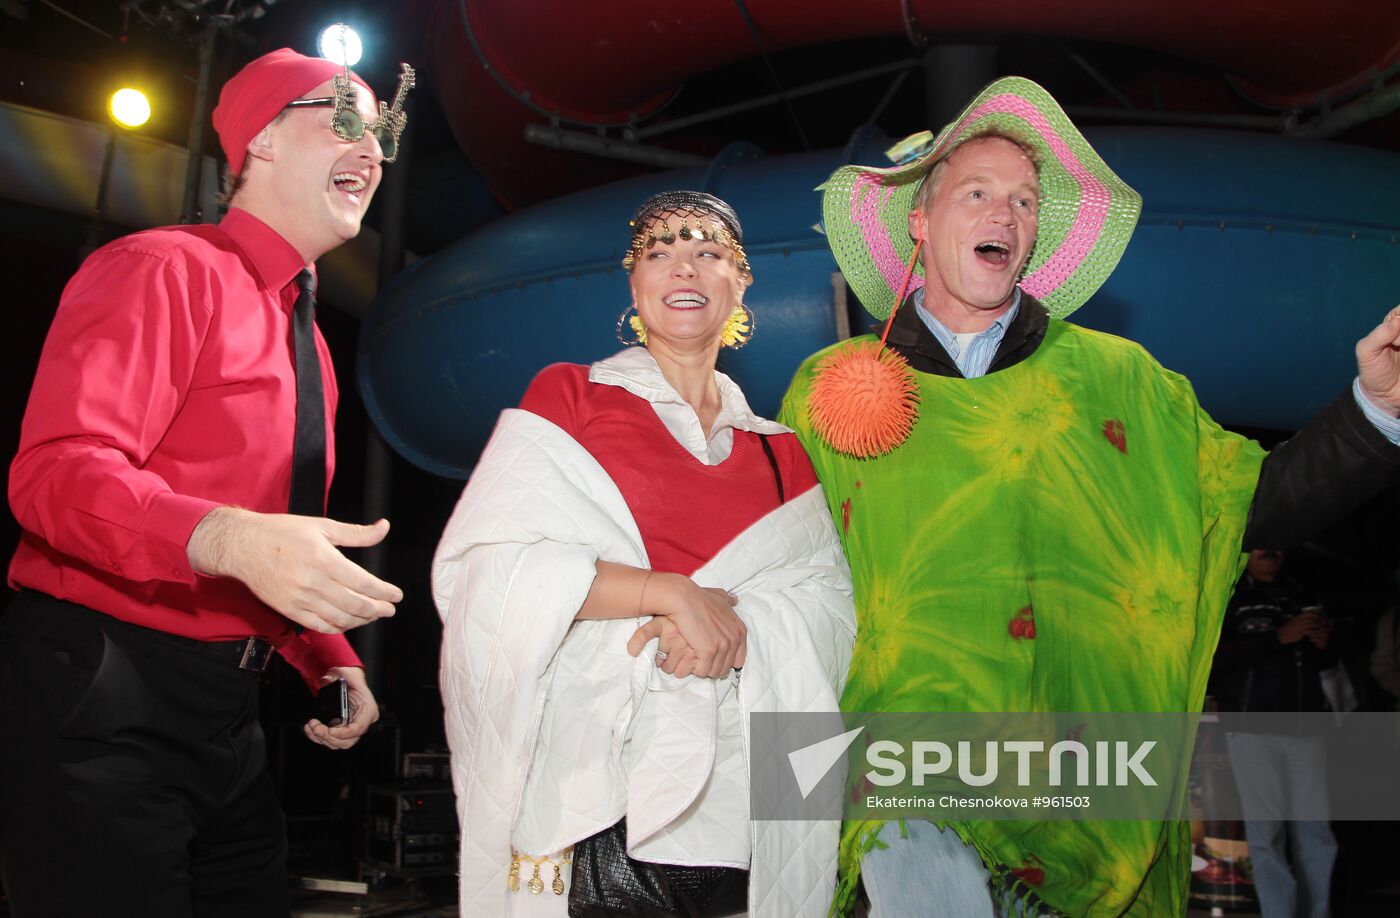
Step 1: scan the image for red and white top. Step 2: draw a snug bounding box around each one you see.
[520,347,818,576]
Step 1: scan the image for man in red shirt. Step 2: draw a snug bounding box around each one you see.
[0,49,406,916]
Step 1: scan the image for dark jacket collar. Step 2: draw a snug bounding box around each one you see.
[879,288,1050,378]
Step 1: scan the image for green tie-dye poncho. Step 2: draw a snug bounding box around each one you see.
[779,320,1265,916]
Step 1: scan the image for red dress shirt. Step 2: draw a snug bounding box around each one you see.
[8,208,360,683]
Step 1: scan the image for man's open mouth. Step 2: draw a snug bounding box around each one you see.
[974,241,1011,266]
[333,172,368,194]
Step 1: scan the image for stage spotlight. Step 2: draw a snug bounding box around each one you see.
[109,88,151,129]
[318,23,363,67]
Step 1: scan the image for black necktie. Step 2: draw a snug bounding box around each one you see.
[288,268,326,517]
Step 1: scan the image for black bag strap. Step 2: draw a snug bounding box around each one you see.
[757,434,784,505]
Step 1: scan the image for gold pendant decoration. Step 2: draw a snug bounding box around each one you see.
[507,857,521,893]
[509,847,572,895]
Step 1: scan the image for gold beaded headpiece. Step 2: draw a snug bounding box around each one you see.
[622,190,752,277]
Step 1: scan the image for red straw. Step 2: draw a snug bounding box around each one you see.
[878,237,923,350]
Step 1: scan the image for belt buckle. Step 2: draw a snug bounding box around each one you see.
[238,637,274,672]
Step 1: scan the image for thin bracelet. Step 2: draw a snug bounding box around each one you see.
[637,569,653,616]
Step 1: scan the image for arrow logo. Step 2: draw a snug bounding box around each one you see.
[788,726,865,799]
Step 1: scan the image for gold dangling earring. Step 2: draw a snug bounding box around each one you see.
[720,303,754,349]
[616,305,648,346]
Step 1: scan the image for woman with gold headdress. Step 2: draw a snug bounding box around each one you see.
[433,191,856,917]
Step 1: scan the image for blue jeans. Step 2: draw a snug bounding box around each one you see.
[1225,733,1336,918]
[862,820,1042,917]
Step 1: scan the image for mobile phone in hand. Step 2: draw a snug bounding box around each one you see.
[316,677,350,727]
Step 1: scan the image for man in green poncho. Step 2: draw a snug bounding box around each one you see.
[778,77,1400,916]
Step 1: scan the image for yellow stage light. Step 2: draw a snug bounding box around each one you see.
[109,88,151,128]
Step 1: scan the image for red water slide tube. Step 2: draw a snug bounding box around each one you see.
[429,0,1400,207]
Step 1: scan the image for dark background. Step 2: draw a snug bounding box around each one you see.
[2,0,1398,903]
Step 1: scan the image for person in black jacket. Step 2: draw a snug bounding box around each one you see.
[1211,550,1338,918]
[1213,550,1336,713]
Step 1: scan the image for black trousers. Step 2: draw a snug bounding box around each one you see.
[0,590,290,917]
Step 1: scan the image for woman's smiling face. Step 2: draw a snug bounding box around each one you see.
[629,213,750,353]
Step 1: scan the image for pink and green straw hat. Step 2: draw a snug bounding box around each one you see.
[821,75,1142,321]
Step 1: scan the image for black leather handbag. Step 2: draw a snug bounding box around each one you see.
[567,818,748,918]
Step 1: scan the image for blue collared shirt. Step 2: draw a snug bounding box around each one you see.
[1354,378,1400,445]
[913,287,1021,379]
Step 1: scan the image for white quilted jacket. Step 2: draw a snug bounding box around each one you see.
[434,409,856,916]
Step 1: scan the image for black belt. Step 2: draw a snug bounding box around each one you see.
[124,631,275,673]
[9,591,278,673]
[110,622,276,673]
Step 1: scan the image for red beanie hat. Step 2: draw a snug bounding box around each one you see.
[212,48,373,176]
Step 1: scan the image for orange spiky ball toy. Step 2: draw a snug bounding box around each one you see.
[810,239,923,458]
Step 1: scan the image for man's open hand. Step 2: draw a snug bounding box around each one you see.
[187,508,402,633]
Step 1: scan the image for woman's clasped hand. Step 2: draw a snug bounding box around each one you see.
[625,574,745,678]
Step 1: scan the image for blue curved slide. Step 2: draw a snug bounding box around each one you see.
[359,128,1400,478]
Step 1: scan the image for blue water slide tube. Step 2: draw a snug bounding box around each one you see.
[359,128,1400,478]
